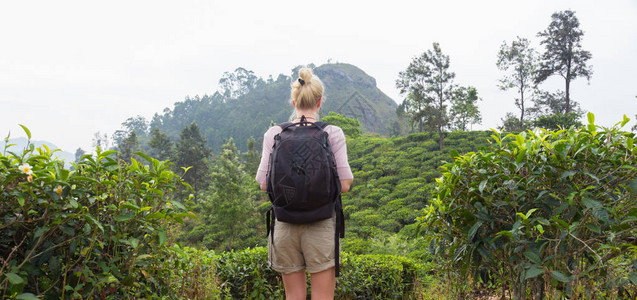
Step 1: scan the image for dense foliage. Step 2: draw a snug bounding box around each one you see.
[342,130,492,258]
[0,126,194,298]
[1,127,433,299]
[424,114,637,298]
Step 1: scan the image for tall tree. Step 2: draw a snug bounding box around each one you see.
[536,10,592,113]
[450,86,482,131]
[397,42,455,149]
[496,37,538,123]
[121,115,149,136]
[242,137,260,178]
[217,67,263,101]
[74,148,86,163]
[194,138,255,251]
[528,90,583,117]
[173,122,212,197]
[118,131,140,164]
[91,131,109,150]
[149,127,173,161]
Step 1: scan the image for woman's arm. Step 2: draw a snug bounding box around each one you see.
[340,179,353,194]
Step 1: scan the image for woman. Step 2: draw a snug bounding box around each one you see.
[255,67,354,300]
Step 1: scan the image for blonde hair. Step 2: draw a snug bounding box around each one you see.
[290,67,324,117]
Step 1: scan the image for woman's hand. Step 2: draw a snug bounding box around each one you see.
[260,183,267,192]
[340,179,353,194]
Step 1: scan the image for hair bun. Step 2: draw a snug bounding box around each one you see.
[298,68,313,84]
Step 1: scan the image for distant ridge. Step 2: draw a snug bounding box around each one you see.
[1,137,75,167]
[150,63,399,151]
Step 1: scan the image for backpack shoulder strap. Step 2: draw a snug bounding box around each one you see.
[313,121,329,130]
[278,122,295,131]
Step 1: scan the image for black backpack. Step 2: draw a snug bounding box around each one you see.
[266,116,345,276]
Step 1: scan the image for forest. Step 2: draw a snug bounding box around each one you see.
[2,9,637,299]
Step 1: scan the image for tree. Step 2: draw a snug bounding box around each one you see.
[92,131,109,150]
[173,122,212,197]
[496,37,538,123]
[499,112,528,132]
[121,115,149,136]
[149,127,173,161]
[217,67,263,101]
[118,131,141,164]
[397,42,455,149]
[74,148,86,163]
[527,90,584,130]
[193,138,255,251]
[111,130,128,148]
[450,86,481,131]
[536,10,592,113]
[242,136,260,178]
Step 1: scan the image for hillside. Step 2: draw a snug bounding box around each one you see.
[1,137,75,167]
[149,63,399,151]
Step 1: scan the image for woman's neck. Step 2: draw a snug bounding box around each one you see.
[295,110,318,121]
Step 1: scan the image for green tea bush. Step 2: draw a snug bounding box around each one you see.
[338,253,425,299]
[214,247,426,299]
[215,247,283,299]
[165,246,225,299]
[0,127,193,299]
[423,114,637,299]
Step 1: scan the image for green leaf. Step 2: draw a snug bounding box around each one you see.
[516,212,527,221]
[592,208,610,224]
[525,267,544,279]
[170,200,187,211]
[68,198,79,209]
[7,273,25,285]
[129,238,139,249]
[85,214,104,232]
[33,226,49,240]
[136,254,152,260]
[120,202,141,211]
[478,180,487,193]
[524,251,541,264]
[628,272,637,286]
[16,293,39,300]
[581,198,602,210]
[621,114,630,127]
[18,124,31,140]
[628,177,637,197]
[551,270,571,283]
[100,150,117,157]
[587,112,595,125]
[560,171,576,179]
[585,223,601,234]
[113,212,136,222]
[467,221,483,241]
[134,151,154,164]
[496,230,513,238]
[146,212,165,220]
[18,197,25,207]
[159,230,167,246]
[525,208,538,219]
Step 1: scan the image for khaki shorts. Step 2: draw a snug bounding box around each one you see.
[268,215,336,274]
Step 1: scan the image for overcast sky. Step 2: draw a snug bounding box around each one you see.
[1,0,636,153]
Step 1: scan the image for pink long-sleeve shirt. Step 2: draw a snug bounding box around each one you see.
[255,125,354,185]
